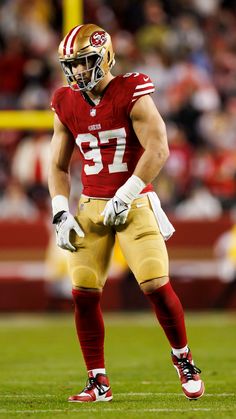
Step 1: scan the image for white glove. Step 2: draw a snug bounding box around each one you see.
[53,211,84,252]
[102,196,130,226]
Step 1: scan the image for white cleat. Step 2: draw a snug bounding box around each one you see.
[171,349,205,400]
[68,372,113,403]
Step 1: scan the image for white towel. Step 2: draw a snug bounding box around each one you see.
[147,192,175,240]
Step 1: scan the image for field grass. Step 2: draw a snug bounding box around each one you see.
[0,311,235,418]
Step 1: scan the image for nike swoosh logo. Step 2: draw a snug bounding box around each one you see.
[143,77,149,81]
[98,386,110,396]
[113,200,128,215]
[114,200,119,214]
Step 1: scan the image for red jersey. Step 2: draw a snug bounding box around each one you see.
[51,72,155,198]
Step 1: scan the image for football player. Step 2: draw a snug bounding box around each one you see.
[48,23,204,402]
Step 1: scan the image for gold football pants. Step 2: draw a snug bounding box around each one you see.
[68,195,169,290]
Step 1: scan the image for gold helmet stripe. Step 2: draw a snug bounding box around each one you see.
[63,25,83,56]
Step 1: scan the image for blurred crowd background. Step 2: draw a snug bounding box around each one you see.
[1,0,236,220]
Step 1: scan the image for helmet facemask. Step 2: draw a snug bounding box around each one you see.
[60,51,106,92]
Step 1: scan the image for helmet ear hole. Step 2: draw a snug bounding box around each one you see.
[107,51,110,62]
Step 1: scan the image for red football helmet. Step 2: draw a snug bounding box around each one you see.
[58,23,115,91]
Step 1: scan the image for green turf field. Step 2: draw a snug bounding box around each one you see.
[0,312,235,418]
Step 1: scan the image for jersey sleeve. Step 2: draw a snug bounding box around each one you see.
[50,87,69,127]
[122,73,155,115]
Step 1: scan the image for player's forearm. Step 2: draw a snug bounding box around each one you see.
[114,145,168,205]
[48,166,71,217]
[48,165,71,200]
[133,145,169,185]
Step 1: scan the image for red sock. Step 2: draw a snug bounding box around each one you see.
[145,282,187,348]
[72,289,105,370]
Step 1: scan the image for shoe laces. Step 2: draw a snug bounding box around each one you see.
[84,377,97,391]
[178,358,201,381]
[84,376,108,394]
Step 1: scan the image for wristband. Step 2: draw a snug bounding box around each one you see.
[115,175,146,204]
[52,195,69,216]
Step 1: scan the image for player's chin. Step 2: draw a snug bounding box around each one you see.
[76,76,89,84]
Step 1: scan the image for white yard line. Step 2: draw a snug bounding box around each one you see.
[0,393,234,398]
[119,393,235,397]
[0,408,234,414]
[2,379,227,385]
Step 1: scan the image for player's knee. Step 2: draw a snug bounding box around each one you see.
[70,266,102,290]
[136,257,167,286]
[140,276,169,294]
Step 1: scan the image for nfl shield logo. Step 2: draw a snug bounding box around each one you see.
[90,108,96,117]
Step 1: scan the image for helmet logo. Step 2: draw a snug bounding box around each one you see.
[90,31,107,47]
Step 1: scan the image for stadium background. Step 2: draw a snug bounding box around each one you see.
[0,0,236,312]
